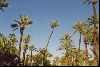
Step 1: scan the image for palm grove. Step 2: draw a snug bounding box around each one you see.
[0,0,99,66]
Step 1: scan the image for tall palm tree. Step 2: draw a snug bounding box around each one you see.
[83,0,99,65]
[43,20,59,66]
[11,15,33,65]
[73,21,85,53]
[86,16,99,48]
[0,0,9,12]
[46,20,59,50]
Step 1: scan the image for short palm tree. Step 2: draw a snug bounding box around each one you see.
[22,44,28,65]
[0,0,9,12]
[29,45,37,66]
[0,33,7,47]
[8,33,18,46]
[53,57,60,66]
[8,33,18,55]
[58,33,74,66]
[22,35,32,65]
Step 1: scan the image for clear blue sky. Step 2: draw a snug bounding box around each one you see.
[0,0,99,58]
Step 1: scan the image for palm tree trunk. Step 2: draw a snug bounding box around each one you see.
[92,2,98,65]
[23,51,25,65]
[78,33,81,53]
[46,29,54,50]
[19,29,24,55]
[30,50,32,66]
[26,55,28,65]
[43,55,45,66]
[84,39,88,65]
[43,29,54,66]
[18,28,24,65]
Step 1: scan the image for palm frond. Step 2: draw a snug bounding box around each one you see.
[11,24,18,29]
[83,0,90,4]
[88,1,92,4]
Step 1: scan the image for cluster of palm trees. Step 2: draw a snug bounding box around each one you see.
[0,0,99,66]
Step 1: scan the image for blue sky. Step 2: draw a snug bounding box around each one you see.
[0,0,99,58]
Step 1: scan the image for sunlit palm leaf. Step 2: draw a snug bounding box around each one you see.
[50,20,59,29]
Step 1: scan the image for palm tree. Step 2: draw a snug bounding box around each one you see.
[73,21,85,53]
[42,20,59,66]
[8,33,18,56]
[38,48,47,66]
[0,33,7,47]
[58,33,74,66]
[84,38,89,65]
[38,48,52,66]
[82,24,98,65]
[8,33,18,46]
[79,22,89,65]
[83,36,89,65]
[46,20,59,50]
[22,35,32,65]
[25,54,29,66]
[29,45,37,66]
[86,16,99,49]
[11,15,33,65]
[0,33,18,66]
[0,0,9,12]
[22,44,28,65]
[83,0,99,65]
[74,22,92,65]
[52,57,60,66]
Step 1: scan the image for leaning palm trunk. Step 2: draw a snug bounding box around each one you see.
[46,30,54,50]
[42,30,54,66]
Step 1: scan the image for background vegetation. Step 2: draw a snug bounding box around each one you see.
[0,0,99,66]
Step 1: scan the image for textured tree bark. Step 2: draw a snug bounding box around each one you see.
[85,42,88,65]
[23,51,25,65]
[46,30,54,50]
[78,33,81,53]
[30,50,32,66]
[18,28,24,66]
[92,1,98,65]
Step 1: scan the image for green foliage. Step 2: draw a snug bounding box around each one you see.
[50,20,59,29]
[0,33,18,66]
[0,0,99,66]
